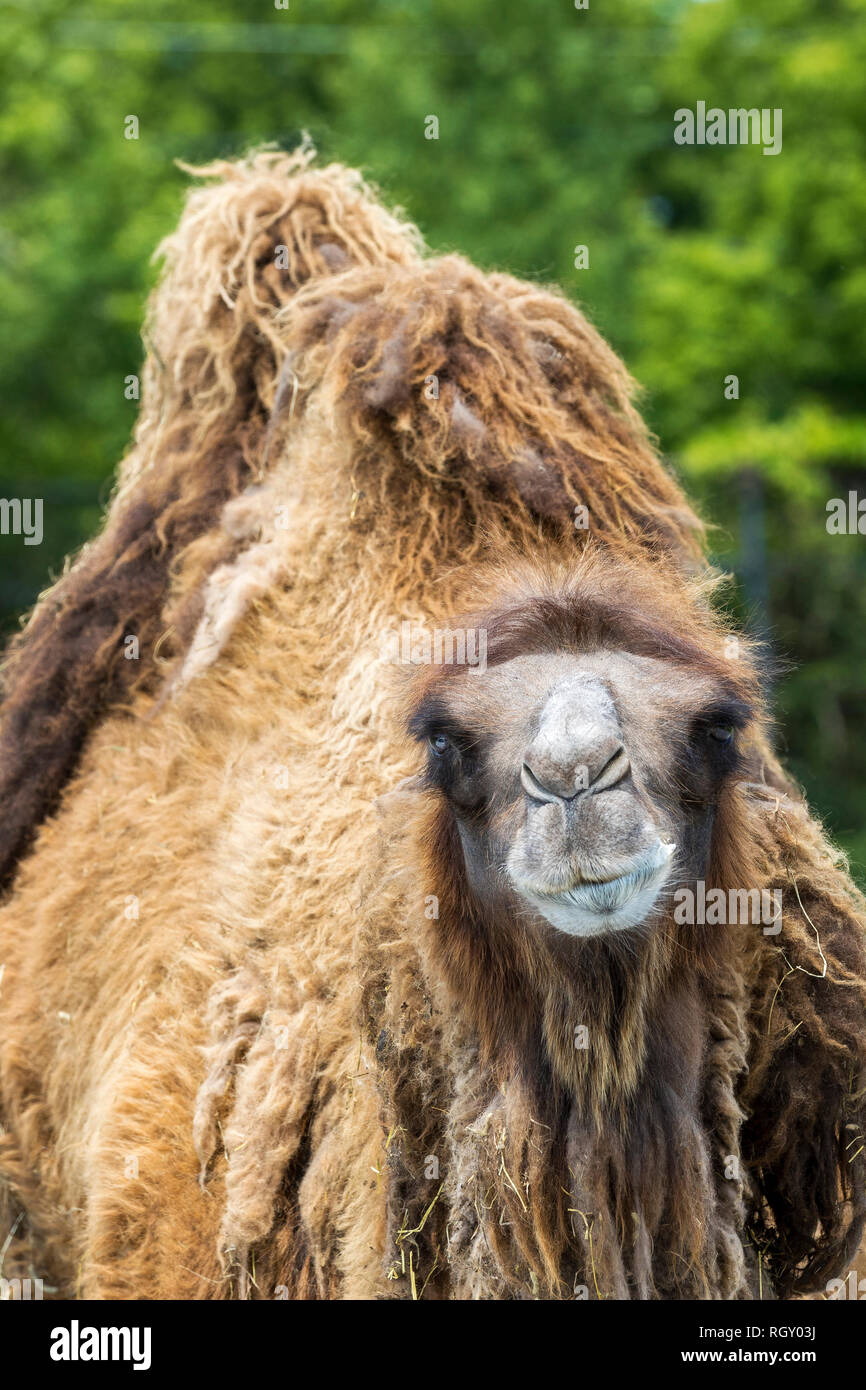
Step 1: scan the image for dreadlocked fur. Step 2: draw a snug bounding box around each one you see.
[0,144,420,894]
[0,151,863,1300]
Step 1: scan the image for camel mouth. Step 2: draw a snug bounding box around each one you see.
[512,840,676,937]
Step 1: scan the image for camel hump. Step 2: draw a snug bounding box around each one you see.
[0,147,424,897]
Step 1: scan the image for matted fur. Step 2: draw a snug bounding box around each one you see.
[0,144,420,894]
[0,152,863,1300]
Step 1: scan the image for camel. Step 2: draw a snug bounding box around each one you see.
[0,149,862,1299]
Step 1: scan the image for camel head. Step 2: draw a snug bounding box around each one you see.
[405,555,762,942]
[377,553,866,1301]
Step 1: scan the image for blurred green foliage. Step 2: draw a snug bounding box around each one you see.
[1,0,864,872]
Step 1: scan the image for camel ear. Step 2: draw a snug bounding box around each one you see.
[375,772,427,818]
[737,785,866,1296]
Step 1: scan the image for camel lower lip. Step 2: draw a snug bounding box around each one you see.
[513,841,676,936]
[566,871,659,911]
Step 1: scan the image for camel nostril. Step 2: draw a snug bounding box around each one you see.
[520,761,572,805]
[521,744,630,804]
[592,745,630,793]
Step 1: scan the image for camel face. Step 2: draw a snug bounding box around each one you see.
[412,645,748,937]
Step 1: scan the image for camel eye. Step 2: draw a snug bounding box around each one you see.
[430,732,450,756]
[709,725,734,744]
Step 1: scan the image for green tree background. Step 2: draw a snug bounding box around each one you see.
[1,0,864,872]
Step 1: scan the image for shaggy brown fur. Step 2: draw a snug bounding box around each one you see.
[361,562,866,1300]
[0,151,863,1300]
[0,145,420,894]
